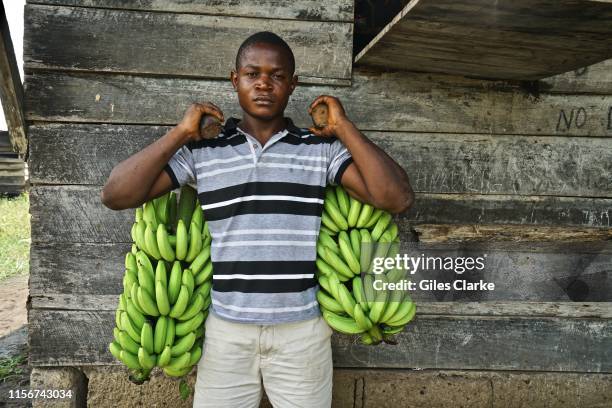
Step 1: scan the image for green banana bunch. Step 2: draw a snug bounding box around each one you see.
[315,186,417,346]
[110,186,214,388]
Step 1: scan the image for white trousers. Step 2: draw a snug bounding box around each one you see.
[193,311,334,408]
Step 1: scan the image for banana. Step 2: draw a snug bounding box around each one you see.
[192,204,203,231]
[124,268,138,292]
[163,365,192,378]
[382,325,404,335]
[144,222,162,260]
[359,229,373,273]
[321,247,354,280]
[142,201,158,231]
[367,324,383,343]
[153,316,168,354]
[385,301,416,327]
[164,317,176,348]
[171,332,196,356]
[324,199,348,230]
[175,311,205,337]
[140,322,154,354]
[119,350,142,370]
[118,330,140,355]
[315,258,336,278]
[189,246,211,276]
[137,262,155,298]
[379,278,404,324]
[319,226,335,236]
[118,292,127,312]
[384,222,399,242]
[193,280,212,302]
[113,327,121,344]
[138,347,156,370]
[121,312,142,343]
[360,332,374,345]
[321,211,340,233]
[325,271,342,301]
[156,224,176,262]
[177,185,197,229]
[324,187,339,209]
[131,244,138,255]
[352,276,368,312]
[168,191,177,229]
[368,273,389,324]
[182,269,195,299]
[349,229,361,266]
[179,293,205,321]
[134,221,147,252]
[168,234,177,247]
[155,260,168,285]
[364,208,383,229]
[167,351,192,370]
[371,212,392,241]
[129,283,144,314]
[322,310,365,334]
[135,251,154,278]
[168,261,183,305]
[363,273,376,310]
[137,286,160,317]
[316,290,345,314]
[155,192,170,225]
[317,275,333,297]
[109,341,122,360]
[175,220,188,261]
[125,252,138,272]
[353,303,373,331]
[135,207,143,223]
[337,283,357,317]
[194,261,213,286]
[338,231,360,275]
[126,298,146,330]
[335,186,350,218]
[347,196,362,228]
[157,345,172,367]
[189,345,203,366]
[155,279,171,316]
[185,221,203,263]
[169,285,190,318]
[355,203,374,228]
[318,230,340,255]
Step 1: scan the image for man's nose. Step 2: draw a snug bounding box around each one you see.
[255,74,273,90]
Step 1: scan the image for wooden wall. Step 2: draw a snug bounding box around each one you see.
[25,0,611,379]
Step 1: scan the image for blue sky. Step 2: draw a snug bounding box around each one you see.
[1,1,25,131]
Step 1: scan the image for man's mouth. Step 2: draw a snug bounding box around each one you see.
[253,96,274,105]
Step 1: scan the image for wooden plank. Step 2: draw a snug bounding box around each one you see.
[540,58,612,95]
[29,293,612,318]
[29,241,612,301]
[28,309,612,371]
[29,124,612,198]
[23,4,353,83]
[355,0,612,81]
[0,3,27,155]
[25,0,354,22]
[23,70,612,136]
[29,187,612,245]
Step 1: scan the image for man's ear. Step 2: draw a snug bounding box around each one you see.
[230,69,238,91]
[289,75,298,95]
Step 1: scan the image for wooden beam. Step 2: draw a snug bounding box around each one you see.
[355,0,612,81]
[0,2,26,155]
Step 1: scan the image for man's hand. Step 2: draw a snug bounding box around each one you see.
[177,102,225,142]
[308,95,351,137]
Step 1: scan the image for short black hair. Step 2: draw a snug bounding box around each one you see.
[235,31,295,75]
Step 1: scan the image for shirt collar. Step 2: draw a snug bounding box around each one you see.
[222,116,304,138]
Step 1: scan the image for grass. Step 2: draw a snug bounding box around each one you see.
[0,353,27,382]
[0,193,30,281]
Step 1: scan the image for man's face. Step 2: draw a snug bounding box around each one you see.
[231,42,297,121]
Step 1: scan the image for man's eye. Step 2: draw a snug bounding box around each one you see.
[273,74,283,79]
[246,72,257,78]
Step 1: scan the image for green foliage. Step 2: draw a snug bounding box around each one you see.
[0,193,30,281]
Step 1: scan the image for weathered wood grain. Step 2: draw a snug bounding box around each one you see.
[29,241,612,301]
[355,0,612,81]
[23,4,353,83]
[29,293,612,318]
[25,0,354,22]
[23,70,612,136]
[28,309,612,371]
[28,124,612,198]
[540,58,612,95]
[29,187,612,245]
[0,2,27,155]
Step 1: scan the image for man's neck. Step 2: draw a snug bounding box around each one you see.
[238,115,287,145]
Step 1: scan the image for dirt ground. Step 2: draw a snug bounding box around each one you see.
[0,275,28,338]
[0,275,31,407]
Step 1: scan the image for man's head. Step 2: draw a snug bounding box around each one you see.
[231,31,298,121]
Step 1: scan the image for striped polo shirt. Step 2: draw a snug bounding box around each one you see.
[164,116,353,324]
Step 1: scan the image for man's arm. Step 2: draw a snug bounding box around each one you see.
[309,96,414,214]
[101,102,224,210]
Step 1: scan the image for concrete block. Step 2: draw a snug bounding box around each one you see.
[30,367,86,408]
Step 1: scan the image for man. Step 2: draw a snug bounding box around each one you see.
[101,31,413,407]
